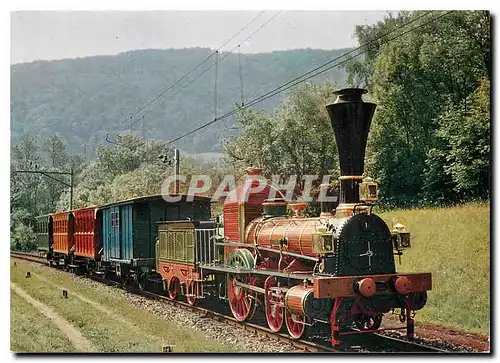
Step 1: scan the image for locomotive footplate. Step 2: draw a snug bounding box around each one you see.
[313,272,431,298]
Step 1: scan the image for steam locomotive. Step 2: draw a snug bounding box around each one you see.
[35,88,431,347]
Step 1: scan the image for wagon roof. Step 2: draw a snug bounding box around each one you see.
[97,193,212,209]
[35,214,52,219]
[71,206,99,214]
[51,210,72,218]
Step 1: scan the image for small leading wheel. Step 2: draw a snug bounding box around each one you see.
[168,277,181,301]
[264,276,284,332]
[354,314,382,331]
[186,280,201,306]
[285,310,307,339]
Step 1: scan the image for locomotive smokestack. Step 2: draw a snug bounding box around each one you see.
[325,88,376,206]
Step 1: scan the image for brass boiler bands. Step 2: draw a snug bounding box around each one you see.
[245,217,323,257]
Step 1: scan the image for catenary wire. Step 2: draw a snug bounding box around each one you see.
[108,11,266,132]
[116,10,283,132]
[166,10,453,145]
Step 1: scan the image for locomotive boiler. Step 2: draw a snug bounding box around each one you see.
[199,88,432,346]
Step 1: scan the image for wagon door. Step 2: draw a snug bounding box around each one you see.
[105,206,121,260]
[120,204,133,261]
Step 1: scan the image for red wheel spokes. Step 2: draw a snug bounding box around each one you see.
[285,310,306,339]
[264,276,284,332]
[228,275,256,321]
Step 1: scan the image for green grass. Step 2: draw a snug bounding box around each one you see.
[379,202,490,335]
[10,261,235,352]
[10,290,75,352]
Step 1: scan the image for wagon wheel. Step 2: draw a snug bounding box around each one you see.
[186,280,202,306]
[138,274,148,291]
[227,249,257,322]
[264,276,285,332]
[285,310,307,339]
[168,277,181,301]
[354,314,382,331]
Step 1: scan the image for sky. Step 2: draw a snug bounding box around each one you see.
[10,11,391,64]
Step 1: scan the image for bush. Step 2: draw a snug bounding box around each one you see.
[11,223,37,252]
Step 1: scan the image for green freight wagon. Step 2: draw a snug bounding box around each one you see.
[35,214,52,254]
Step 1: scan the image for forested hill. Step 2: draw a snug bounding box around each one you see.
[11,47,349,154]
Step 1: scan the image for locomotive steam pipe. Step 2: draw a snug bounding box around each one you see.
[325,88,376,206]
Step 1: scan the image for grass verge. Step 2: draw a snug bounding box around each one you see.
[379,202,490,335]
[10,260,234,352]
[10,290,75,352]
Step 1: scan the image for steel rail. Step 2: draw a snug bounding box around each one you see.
[10,251,450,353]
[10,251,333,352]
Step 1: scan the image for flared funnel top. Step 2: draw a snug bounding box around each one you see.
[325,88,376,176]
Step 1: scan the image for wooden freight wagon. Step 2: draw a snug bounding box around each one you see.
[52,211,74,257]
[99,194,211,284]
[73,206,101,261]
[35,214,52,254]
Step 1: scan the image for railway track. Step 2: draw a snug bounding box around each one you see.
[11,251,450,353]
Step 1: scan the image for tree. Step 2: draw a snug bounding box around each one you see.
[224,83,339,199]
[11,48,349,155]
[344,11,412,89]
[57,133,173,209]
[11,135,43,220]
[348,10,491,206]
[425,78,490,200]
[11,223,36,252]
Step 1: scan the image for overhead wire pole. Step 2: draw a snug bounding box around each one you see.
[238,45,245,106]
[106,11,267,136]
[174,149,180,194]
[141,115,146,139]
[165,10,451,145]
[214,51,219,120]
[114,10,283,139]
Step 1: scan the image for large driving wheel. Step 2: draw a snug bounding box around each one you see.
[264,276,284,332]
[227,249,257,322]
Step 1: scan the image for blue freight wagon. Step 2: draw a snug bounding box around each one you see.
[99,194,211,286]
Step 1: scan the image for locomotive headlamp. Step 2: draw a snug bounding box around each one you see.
[323,235,333,251]
[359,177,378,203]
[312,228,335,254]
[391,217,411,250]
